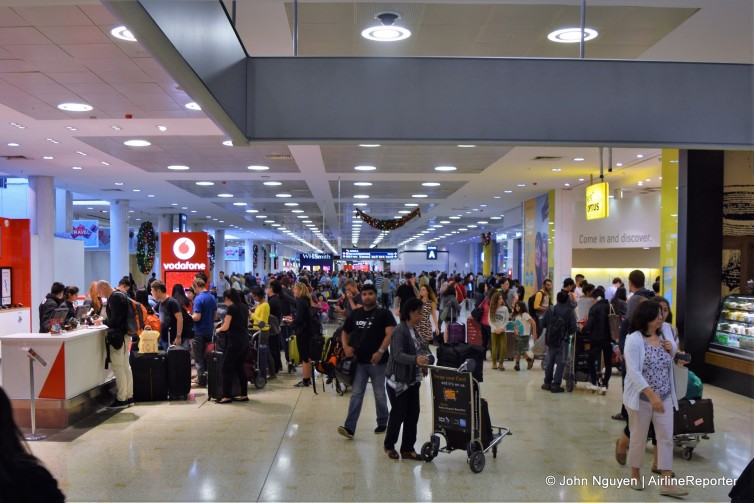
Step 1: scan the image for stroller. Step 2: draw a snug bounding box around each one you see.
[421,359,511,473]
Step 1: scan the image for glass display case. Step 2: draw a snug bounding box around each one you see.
[711,294,754,361]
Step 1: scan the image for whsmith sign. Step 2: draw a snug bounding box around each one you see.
[300,253,335,260]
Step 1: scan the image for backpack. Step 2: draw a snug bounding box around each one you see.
[308,305,325,360]
[527,293,538,318]
[267,314,281,336]
[545,312,567,348]
[117,292,146,336]
[471,298,486,323]
[180,306,194,339]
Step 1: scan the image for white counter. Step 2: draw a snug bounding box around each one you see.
[0,326,114,400]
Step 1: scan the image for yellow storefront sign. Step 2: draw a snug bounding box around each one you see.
[586,182,609,220]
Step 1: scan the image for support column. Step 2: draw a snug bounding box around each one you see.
[244,239,253,273]
[155,214,173,276]
[553,188,574,286]
[109,200,129,287]
[28,176,55,331]
[214,229,226,283]
[54,188,72,235]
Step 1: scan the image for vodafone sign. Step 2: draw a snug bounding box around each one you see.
[161,232,209,273]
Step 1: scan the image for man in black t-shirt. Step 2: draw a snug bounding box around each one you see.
[337,283,396,439]
[394,272,419,316]
[150,280,184,350]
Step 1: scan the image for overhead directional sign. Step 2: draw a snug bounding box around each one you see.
[341,248,398,260]
[427,246,438,260]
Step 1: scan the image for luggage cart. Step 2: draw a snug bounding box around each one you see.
[565,331,598,393]
[421,361,511,473]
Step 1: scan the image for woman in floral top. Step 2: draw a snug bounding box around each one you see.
[415,285,438,349]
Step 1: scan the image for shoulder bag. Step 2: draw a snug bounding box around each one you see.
[608,303,622,342]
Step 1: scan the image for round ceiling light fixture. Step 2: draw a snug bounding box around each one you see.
[185,102,201,110]
[248,165,270,171]
[111,26,136,42]
[547,27,598,44]
[124,139,151,147]
[361,12,411,42]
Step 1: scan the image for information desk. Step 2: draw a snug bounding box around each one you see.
[0,327,115,428]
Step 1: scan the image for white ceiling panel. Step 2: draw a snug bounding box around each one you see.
[13,6,93,27]
[26,57,87,72]
[0,27,50,45]
[84,58,144,73]
[0,7,29,27]
[78,4,121,26]
[3,43,70,60]
[47,71,103,84]
[0,59,36,72]
[37,25,112,45]
[61,43,127,60]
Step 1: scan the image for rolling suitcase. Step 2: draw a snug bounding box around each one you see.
[167,345,191,399]
[207,350,242,400]
[132,352,168,401]
[466,317,483,347]
[444,309,465,344]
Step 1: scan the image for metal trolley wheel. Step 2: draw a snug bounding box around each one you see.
[254,376,266,389]
[469,451,486,473]
[682,448,693,460]
[421,442,436,462]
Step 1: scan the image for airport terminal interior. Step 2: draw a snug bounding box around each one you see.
[0,0,752,502]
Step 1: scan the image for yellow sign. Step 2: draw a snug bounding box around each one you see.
[586,182,609,220]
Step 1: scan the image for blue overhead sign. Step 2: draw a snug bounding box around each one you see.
[341,248,398,260]
[427,246,438,260]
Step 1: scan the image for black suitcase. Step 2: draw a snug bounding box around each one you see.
[131,352,168,401]
[674,398,715,435]
[167,345,191,399]
[436,343,484,382]
[207,350,242,400]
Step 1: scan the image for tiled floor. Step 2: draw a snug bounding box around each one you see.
[25,333,753,503]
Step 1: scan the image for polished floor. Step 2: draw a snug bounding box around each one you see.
[24,325,753,503]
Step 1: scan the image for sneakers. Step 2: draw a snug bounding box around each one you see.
[541,383,551,390]
[630,478,644,491]
[652,464,676,477]
[127,398,134,407]
[550,386,565,393]
[374,425,387,434]
[600,386,607,395]
[107,399,129,410]
[585,382,600,392]
[294,380,311,388]
[659,485,688,498]
[338,426,354,439]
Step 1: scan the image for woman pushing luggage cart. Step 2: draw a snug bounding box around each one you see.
[421,359,511,473]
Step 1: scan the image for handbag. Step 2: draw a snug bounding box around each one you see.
[335,356,357,386]
[608,304,621,341]
[672,363,689,399]
[440,305,449,321]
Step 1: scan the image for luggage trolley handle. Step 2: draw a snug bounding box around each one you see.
[426,358,475,374]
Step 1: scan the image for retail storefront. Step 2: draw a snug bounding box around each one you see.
[299,252,336,272]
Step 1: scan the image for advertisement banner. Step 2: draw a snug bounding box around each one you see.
[431,368,473,434]
[160,232,209,293]
[71,220,99,248]
[523,194,550,292]
[224,246,245,261]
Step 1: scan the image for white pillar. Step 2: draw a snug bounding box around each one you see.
[553,188,575,286]
[54,188,72,234]
[28,176,55,331]
[244,239,254,273]
[214,229,226,282]
[110,200,129,286]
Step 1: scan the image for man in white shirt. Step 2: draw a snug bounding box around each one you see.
[605,277,623,301]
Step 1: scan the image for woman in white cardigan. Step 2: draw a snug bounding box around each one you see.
[622,301,688,498]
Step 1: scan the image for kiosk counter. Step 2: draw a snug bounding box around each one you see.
[0,327,115,428]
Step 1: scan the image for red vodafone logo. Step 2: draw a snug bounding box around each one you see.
[173,237,196,260]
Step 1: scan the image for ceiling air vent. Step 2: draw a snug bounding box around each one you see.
[2,155,31,161]
[532,156,563,161]
[264,153,293,160]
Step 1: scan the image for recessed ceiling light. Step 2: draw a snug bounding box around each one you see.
[457,145,476,148]
[354,194,370,199]
[171,203,178,206]
[490,216,502,220]
[292,209,304,213]
[272,224,281,227]
[190,210,197,213]
[157,125,167,132]
[264,220,275,223]
[494,196,501,199]
[233,202,247,206]
[616,163,623,167]
[196,181,214,186]
[440,220,451,224]
[275,193,292,198]
[43,156,53,160]
[547,27,598,43]
[551,168,562,172]
[637,154,644,158]
[459,228,467,231]
[132,189,141,192]
[468,224,478,228]
[100,161,110,166]
[435,166,457,171]
[263,181,282,186]
[478,221,488,225]
[353,203,368,207]
[564,183,571,187]
[284,203,299,207]
[111,26,136,42]
[185,102,201,110]
[114,182,124,186]
[246,209,259,213]
[248,165,270,171]
[354,165,377,171]
[354,182,373,187]
[148,194,155,198]
[361,12,411,42]
[57,103,92,112]
[218,193,234,198]
[670,160,679,164]
[578,178,585,182]
[7,142,19,147]
[124,139,151,147]
[222,140,234,146]
[573,157,585,162]
[398,210,411,214]
[516,184,526,187]
[72,166,82,170]
[412,194,428,198]
[405,203,419,207]
[449,216,460,220]
[359,144,381,147]
[255,215,267,219]
[168,165,189,170]
[46,138,59,144]
[422,182,441,187]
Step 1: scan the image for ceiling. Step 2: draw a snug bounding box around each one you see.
[0,0,751,254]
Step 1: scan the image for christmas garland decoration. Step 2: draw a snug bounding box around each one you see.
[263,247,268,270]
[208,235,215,273]
[355,207,421,231]
[253,244,258,270]
[136,222,157,274]
[481,232,492,246]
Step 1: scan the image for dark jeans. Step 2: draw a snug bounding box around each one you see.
[480,323,491,351]
[268,331,282,373]
[588,340,613,388]
[192,333,212,384]
[384,382,421,453]
[381,293,390,308]
[280,325,292,363]
[222,344,248,398]
[544,343,567,387]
